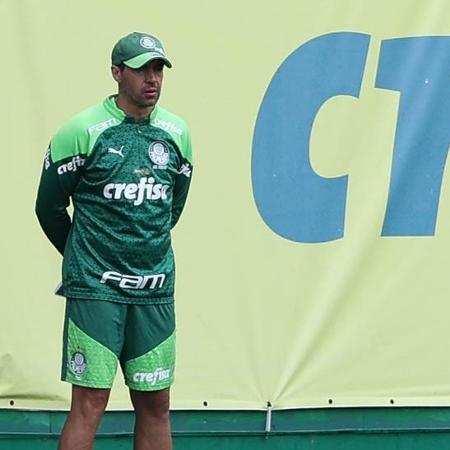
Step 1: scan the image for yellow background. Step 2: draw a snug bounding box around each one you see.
[1,0,450,409]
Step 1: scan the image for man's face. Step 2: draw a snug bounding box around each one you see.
[113,59,164,113]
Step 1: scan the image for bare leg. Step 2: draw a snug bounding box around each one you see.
[58,385,110,450]
[130,388,172,450]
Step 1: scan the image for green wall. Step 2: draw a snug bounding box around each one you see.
[2,408,450,449]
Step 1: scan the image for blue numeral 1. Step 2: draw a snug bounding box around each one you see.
[377,37,450,236]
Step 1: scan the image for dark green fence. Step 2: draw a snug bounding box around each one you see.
[1,407,450,449]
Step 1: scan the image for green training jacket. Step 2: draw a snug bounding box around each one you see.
[36,96,193,304]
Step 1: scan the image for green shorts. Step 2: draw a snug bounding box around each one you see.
[61,298,175,391]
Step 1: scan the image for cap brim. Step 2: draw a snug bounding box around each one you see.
[123,52,172,69]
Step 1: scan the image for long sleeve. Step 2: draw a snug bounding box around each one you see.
[35,118,89,254]
[171,124,193,228]
[171,163,193,228]
[35,152,72,255]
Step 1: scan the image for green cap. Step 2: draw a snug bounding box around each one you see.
[111,32,172,69]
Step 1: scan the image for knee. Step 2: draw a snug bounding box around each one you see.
[82,391,109,417]
[131,389,170,421]
[146,404,170,423]
[71,387,110,422]
[152,397,170,421]
[141,396,170,421]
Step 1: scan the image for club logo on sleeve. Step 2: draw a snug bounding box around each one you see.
[148,141,170,169]
[44,149,51,170]
[178,163,192,178]
[70,352,87,376]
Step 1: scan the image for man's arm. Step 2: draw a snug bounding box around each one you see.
[171,124,193,228]
[35,149,72,255]
[35,119,89,254]
[171,162,193,228]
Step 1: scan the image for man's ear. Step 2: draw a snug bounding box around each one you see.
[111,65,122,82]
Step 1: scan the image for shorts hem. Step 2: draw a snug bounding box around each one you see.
[126,381,174,392]
[62,377,113,389]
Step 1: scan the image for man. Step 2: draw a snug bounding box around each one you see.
[35,32,193,450]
